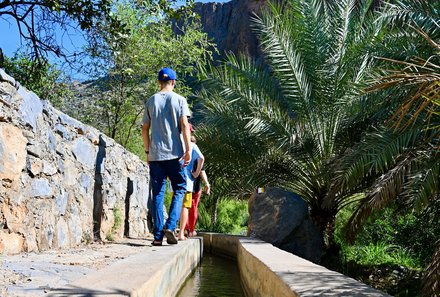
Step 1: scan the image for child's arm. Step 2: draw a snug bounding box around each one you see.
[192,148,204,178]
[201,170,210,195]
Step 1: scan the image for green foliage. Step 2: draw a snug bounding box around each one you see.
[3,55,72,108]
[67,1,215,156]
[344,242,418,269]
[200,198,248,235]
[335,204,439,270]
[106,206,123,241]
[195,0,387,245]
[112,206,123,232]
[164,181,173,209]
[0,0,123,61]
[196,201,211,232]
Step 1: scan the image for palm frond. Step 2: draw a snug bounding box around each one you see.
[331,128,420,196]
[367,27,440,130]
[379,0,440,36]
[251,2,312,114]
[422,239,440,297]
[346,154,413,241]
[402,152,440,212]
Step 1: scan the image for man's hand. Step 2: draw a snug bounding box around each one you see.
[180,151,191,167]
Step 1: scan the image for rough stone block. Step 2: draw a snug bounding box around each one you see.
[0,230,24,255]
[56,218,70,248]
[54,123,72,140]
[55,189,68,215]
[31,178,53,197]
[18,88,43,132]
[72,137,97,169]
[47,129,57,152]
[27,156,43,176]
[248,187,308,243]
[79,173,93,195]
[0,123,27,183]
[0,69,17,87]
[248,187,323,263]
[62,159,79,186]
[1,202,26,233]
[42,160,57,176]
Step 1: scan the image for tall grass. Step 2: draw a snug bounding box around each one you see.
[334,202,438,270]
[343,242,419,269]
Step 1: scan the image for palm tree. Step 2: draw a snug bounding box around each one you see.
[195,0,385,247]
[334,43,440,297]
[332,1,440,295]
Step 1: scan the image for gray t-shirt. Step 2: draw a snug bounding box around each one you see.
[142,91,191,161]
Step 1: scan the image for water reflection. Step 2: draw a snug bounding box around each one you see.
[177,253,245,297]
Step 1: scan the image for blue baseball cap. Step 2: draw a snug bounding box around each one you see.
[158,67,177,81]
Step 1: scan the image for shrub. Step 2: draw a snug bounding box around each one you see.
[199,198,248,235]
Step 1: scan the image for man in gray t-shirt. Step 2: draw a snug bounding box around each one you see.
[141,67,192,246]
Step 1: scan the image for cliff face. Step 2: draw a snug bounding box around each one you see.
[194,0,268,59]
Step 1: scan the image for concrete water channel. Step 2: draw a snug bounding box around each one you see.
[176,253,245,297]
[50,233,390,296]
[5,233,390,296]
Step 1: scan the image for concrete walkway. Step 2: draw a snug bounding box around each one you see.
[2,234,390,297]
[0,237,202,297]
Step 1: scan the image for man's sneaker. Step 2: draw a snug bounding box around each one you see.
[164,229,178,244]
[152,240,163,246]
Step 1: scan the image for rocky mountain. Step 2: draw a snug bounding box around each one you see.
[194,0,384,61]
[194,0,268,60]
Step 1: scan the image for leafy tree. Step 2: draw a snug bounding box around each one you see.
[0,0,194,61]
[195,0,386,248]
[0,0,122,61]
[3,54,72,107]
[65,1,215,155]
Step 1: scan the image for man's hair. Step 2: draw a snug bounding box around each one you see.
[159,80,173,87]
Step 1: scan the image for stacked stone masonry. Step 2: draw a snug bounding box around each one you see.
[0,69,150,254]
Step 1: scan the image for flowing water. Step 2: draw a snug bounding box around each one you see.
[176,253,245,297]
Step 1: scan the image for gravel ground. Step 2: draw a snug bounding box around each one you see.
[0,237,154,297]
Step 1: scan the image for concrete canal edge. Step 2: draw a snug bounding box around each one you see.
[201,232,391,297]
[49,237,203,297]
[48,233,389,297]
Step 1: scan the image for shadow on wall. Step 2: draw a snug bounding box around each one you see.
[125,177,133,237]
[92,135,137,241]
[93,135,106,241]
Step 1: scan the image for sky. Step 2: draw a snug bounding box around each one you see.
[0,0,230,79]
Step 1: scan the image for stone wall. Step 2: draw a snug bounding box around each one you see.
[0,69,150,254]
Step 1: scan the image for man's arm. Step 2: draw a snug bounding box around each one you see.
[141,122,150,163]
[180,116,192,167]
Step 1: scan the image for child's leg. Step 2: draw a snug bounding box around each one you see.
[178,192,192,240]
[188,190,202,236]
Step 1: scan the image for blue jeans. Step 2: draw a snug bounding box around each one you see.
[149,158,186,241]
